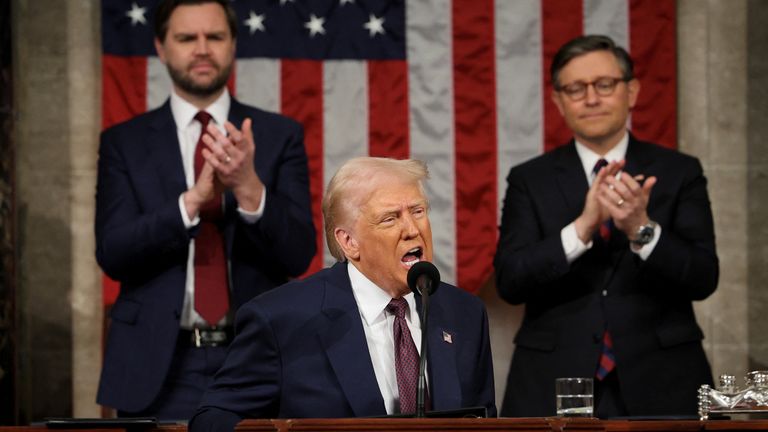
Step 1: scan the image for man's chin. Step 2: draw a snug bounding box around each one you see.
[168,67,230,98]
[179,81,228,98]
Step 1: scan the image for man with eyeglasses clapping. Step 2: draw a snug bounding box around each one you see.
[494,35,717,418]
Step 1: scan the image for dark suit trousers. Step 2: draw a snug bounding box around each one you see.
[118,336,228,422]
[595,371,629,418]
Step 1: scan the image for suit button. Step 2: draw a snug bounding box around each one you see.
[602,289,608,297]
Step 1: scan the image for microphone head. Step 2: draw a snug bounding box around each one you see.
[407,261,441,296]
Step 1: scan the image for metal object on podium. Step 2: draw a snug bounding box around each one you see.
[699,371,768,420]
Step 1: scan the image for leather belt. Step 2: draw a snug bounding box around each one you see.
[179,327,233,348]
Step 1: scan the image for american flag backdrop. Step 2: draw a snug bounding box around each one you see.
[101,0,676,303]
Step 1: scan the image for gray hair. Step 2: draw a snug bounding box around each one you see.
[322,157,429,262]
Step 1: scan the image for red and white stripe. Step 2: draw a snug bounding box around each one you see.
[102,0,676,301]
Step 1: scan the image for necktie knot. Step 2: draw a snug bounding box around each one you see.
[593,158,608,175]
[195,111,213,128]
[387,298,408,319]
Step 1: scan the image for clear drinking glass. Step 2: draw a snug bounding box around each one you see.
[555,377,594,417]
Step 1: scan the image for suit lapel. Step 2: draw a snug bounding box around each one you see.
[623,134,654,182]
[148,102,187,201]
[418,293,461,411]
[227,98,249,127]
[554,142,590,218]
[318,263,387,417]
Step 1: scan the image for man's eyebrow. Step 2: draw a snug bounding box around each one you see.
[172,30,228,38]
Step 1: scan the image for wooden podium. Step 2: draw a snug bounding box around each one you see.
[234,417,768,432]
[2,417,768,432]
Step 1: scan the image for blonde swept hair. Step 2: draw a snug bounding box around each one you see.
[322,157,430,262]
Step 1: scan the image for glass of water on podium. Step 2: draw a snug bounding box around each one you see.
[555,377,594,417]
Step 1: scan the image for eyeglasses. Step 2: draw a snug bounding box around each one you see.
[556,77,629,101]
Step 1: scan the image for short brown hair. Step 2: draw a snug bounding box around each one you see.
[550,34,634,89]
[154,0,238,41]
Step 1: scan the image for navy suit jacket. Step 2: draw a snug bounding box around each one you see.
[494,134,718,417]
[95,98,316,412]
[189,262,496,432]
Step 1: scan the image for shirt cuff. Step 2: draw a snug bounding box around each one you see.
[179,194,200,228]
[561,222,592,264]
[237,189,266,224]
[631,223,662,260]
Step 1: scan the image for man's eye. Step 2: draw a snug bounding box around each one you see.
[564,84,585,94]
[595,80,614,90]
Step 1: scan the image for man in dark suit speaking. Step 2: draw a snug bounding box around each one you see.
[189,157,496,431]
[95,0,315,420]
[494,35,718,418]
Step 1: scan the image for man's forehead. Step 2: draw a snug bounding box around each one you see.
[560,51,622,80]
[169,4,229,32]
[363,185,427,210]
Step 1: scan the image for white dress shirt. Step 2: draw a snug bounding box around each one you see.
[169,90,266,329]
[347,263,425,415]
[560,131,661,263]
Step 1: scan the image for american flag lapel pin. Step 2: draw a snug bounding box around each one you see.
[442,331,453,344]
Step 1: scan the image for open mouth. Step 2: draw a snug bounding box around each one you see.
[401,247,423,268]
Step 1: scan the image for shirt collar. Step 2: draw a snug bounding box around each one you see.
[347,263,417,327]
[575,131,629,184]
[169,89,231,130]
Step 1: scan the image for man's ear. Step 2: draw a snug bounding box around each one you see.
[334,228,360,261]
[551,89,565,116]
[627,78,641,110]
[154,38,167,63]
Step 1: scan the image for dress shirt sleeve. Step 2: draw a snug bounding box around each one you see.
[236,189,266,224]
[178,193,200,228]
[561,222,592,264]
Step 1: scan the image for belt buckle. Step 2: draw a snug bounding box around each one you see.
[193,328,203,347]
[192,327,228,347]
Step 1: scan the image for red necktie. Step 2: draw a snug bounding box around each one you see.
[596,330,616,380]
[387,298,421,414]
[193,111,229,326]
[592,159,611,242]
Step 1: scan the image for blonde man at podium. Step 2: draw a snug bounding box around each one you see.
[190,157,496,431]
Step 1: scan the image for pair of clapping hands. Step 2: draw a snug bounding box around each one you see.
[575,160,657,244]
[184,119,263,219]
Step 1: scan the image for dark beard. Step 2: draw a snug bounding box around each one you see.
[167,62,232,97]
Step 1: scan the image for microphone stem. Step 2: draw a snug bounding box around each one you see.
[416,280,430,418]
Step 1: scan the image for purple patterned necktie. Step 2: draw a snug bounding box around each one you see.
[387,297,420,414]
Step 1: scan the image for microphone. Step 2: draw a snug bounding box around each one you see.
[407,261,440,296]
[406,261,440,418]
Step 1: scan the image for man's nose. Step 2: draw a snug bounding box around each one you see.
[194,36,209,55]
[584,83,600,105]
[401,214,419,239]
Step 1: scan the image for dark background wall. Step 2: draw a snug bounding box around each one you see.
[0,0,17,425]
